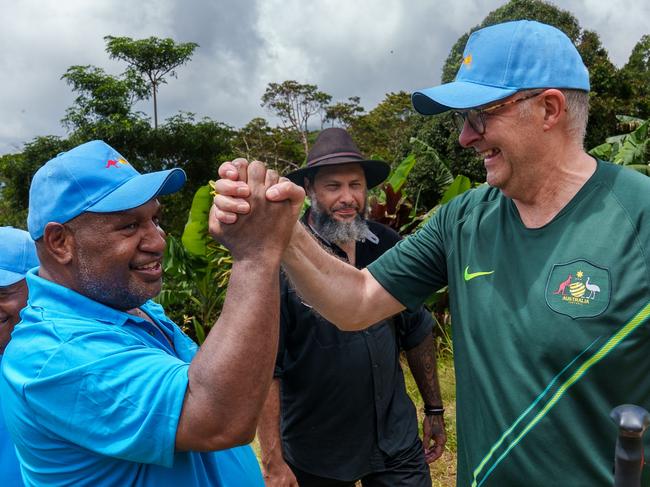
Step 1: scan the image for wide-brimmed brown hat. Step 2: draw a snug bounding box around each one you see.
[286,128,390,189]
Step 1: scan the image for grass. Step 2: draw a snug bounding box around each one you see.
[252,352,458,486]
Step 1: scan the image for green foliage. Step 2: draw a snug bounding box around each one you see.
[181,184,213,256]
[232,117,305,175]
[157,185,233,342]
[104,36,199,129]
[621,35,650,119]
[386,153,416,193]
[324,96,365,128]
[0,136,73,226]
[589,116,650,168]
[440,175,472,205]
[369,152,430,235]
[348,91,419,167]
[261,80,332,154]
[61,65,149,130]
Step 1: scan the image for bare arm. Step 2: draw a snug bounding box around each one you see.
[257,380,298,486]
[405,333,446,463]
[175,162,305,451]
[281,222,405,330]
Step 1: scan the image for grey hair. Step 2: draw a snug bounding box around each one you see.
[561,89,589,146]
[518,89,589,147]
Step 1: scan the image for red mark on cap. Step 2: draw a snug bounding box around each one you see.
[105,158,129,168]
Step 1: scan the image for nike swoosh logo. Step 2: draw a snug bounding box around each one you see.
[464,266,494,281]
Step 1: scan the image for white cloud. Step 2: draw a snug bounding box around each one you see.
[0,0,647,155]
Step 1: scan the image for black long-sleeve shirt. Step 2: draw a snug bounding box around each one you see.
[275,213,434,480]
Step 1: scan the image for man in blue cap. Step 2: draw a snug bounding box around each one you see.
[0,140,304,486]
[0,227,39,486]
[212,20,650,485]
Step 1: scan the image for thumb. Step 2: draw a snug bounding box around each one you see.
[267,180,305,207]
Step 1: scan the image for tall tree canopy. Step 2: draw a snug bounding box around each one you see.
[104,36,198,129]
[261,80,332,155]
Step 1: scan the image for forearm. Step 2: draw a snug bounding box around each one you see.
[257,380,285,468]
[282,223,403,330]
[178,259,281,450]
[405,332,443,407]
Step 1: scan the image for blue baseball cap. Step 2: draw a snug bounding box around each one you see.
[0,227,39,286]
[412,20,590,115]
[28,140,186,240]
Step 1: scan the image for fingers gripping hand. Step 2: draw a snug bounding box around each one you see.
[209,161,304,261]
[213,159,305,224]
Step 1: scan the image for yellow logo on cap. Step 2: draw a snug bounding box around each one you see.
[463,54,473,67]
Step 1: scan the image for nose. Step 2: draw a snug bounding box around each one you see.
[338,186,355,205]
[458,118,482,148]
[140,220,166,254]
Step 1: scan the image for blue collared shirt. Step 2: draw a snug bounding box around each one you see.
[0,355,23,486]
[0,269,263,486]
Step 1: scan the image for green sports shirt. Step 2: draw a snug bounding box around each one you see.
[368,160,650,486]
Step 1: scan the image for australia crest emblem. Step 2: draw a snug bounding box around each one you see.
[545,259,610,318]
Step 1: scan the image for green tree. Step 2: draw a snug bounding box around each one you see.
[61,65,149,129]
[104,36,199,129]
[620,35,650,119]
[261,80,332,155]
[348,91,420,166]
[324,96,365,128]
[0,136,72,227]
[232,117,304,174]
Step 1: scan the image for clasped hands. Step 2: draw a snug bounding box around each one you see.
[208,159,305,261]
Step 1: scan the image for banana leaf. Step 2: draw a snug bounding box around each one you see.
[182,184,212,257]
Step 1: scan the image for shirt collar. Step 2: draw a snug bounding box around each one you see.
[26,268,139,327]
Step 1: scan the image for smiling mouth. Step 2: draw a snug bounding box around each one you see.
[480,148,501,161]
[133,262,161,271]
[131,261,163,279]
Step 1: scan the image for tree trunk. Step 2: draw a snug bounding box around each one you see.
[153,84,158,129]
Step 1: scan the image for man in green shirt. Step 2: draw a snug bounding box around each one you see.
[211,20,650,485]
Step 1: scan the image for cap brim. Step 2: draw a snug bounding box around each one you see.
[0,269,28,287]
[412,81,518,115]
[87,168,186,213]
[286,160,390,190]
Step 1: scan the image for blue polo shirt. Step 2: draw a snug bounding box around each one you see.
[0,355,23,486]
[0,269,263,486]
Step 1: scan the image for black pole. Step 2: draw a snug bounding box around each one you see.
[610,404,650,487]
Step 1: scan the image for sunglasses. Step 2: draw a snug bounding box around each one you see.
[453,91,545,135]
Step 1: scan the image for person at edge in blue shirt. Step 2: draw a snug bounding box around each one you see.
[0,227,39,486]
[0,140,304,486]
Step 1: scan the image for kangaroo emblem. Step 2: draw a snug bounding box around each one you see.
[585,277,601,299]
[554,274,572,295]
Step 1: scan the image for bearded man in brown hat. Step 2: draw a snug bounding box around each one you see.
[256,128,446,487]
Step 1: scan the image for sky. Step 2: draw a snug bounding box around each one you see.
[0,0,648,155]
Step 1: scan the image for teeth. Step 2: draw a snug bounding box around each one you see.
[481,148,500,159]
[136,262,158,271]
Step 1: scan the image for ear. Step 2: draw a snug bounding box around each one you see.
[42,223,75,265]
[540,89,566,132]
[303,177,312,193]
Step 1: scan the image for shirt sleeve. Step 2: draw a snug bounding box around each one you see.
[396,305,434,351]
[368,210,449,311]
[21,328,188,468]
[275,274,290,378]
